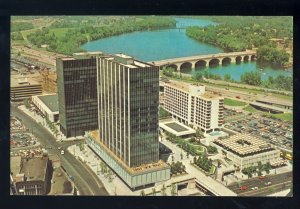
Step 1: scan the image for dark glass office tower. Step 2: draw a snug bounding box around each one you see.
[97,54,160,167]
[57,52,102,137]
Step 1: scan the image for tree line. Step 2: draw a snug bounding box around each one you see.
[186,16,292,67]
[26,16,176,55]
[162,66,292,91]
[11,22,34,32]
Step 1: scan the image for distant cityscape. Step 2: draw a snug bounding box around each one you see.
[10,16,293,196]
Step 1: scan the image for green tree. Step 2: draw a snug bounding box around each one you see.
[152,188,156,196]
[162,67,175,77]
[193,71,203,81]
[140,190,146,196]
[107,169,113,182]
[224,74,231,81]
[171,183,177,196]
[161,184,167,196]
[23,99,31,109]
[265,162,271,174]
[240,71,262,86]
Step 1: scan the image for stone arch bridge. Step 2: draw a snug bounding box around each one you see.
[150,51,256,73]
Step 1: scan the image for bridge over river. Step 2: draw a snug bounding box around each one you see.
[150,51,256,73]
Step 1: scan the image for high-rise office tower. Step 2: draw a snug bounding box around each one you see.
[86,54,170,189]
[57,52,103,137]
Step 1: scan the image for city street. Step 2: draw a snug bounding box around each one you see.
[11,104,108,195]
[227,172,292,196]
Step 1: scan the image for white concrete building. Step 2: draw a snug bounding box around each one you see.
[164,80,224,133]
[212,133,280,170]
[32,94,59,123]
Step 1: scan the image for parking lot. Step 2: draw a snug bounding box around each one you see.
[10,115,43,158]
[10,132,38,148]
[10,116,27,132]
[224,110,293,152]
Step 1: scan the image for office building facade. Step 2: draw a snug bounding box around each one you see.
[86,54,170,189]
[164,81,224,133]
[57,52,102,137]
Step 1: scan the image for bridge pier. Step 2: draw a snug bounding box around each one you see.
[191,62,196,72]
[153,51,257,71]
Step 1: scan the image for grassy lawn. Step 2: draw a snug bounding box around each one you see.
[243,105,293,122]
[243,105,259,113]
[224,98,247,106]
[263,112,293,122]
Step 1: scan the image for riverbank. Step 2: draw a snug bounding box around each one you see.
[166,71,292,100]
[21,16,177,55]
[185,16,292,69]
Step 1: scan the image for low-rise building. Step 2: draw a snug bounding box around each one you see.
[10,156,51,195]
[32,94,59,122]
[212,133,280,170]
[10,74,42,102]
[164,80,224,133]
[85,130,170,190]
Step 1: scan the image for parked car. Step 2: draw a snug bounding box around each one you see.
[240,186,248,190]
[265,182,271,186]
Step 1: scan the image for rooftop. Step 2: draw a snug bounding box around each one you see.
[214,133,275,157]
[10,74,40,88]
[165,80,221,99]
[19,156,49,181]
[88,130,169,174]
[159,119,196,137]
[115,53,132,59]
[37,94,59,112]
[10,156,22,177]
[103,54,153,68]
[61,51,103,61]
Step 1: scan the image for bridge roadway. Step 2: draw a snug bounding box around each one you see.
[150,51,256,67]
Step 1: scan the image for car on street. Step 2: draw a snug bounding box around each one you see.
[265,182,271,186]
[258,175,266,180]
[251,187,258,190]
[240,186,248,190]
[61,150,65,155]
[58,146,62,150]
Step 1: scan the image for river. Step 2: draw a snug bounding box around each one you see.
[81,17,292,81]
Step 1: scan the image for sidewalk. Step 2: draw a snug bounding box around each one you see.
[161,138,237,196]
[67,144,203,196]
[268,189,291,197]
[18,105,80,142]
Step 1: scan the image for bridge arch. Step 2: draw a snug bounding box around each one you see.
[195,60,207,69]
[235,56,242,64]
[165,64,178,71]
[180,62,193,73]
[243,55,249,62]
[221,57,231,66]
[251,55,256,61]
[209,58,220,67]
